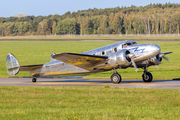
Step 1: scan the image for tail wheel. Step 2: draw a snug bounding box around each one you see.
[111,73,121,84]
[142,72,153,82]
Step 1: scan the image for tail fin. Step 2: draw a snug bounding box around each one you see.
[6,53,20,76]
[50,53,56,62]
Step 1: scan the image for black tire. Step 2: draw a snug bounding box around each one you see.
[32,78,37,82]
[111,73,121,84]
[142,72,153,82]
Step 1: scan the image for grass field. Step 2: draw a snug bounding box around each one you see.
[0,40,179,79]
[0,86,180,119]
[0,40,180,120]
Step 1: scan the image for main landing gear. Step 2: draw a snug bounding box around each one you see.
[142,67,153,82]
[32,78,37,82]
[110,67,153,84]
[111,70,121,84]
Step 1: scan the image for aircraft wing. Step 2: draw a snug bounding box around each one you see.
[52,53,108,69]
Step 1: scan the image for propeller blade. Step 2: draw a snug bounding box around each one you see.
[126,53,138,72]
[131,59,138,72]
[155,60,160,68]
[163,56,170,63]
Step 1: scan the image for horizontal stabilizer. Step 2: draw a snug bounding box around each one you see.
[20,64,44,71]
[52,53,108,69]
[6,53,44,76]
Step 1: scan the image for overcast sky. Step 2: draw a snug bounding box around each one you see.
[1,0,179,17]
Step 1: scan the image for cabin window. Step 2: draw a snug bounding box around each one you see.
[113,48,117,52]
[101,51,106,55]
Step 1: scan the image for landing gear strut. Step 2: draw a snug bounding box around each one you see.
[32,78,37,82]
[142,67,153,82]
[111,70,121,84]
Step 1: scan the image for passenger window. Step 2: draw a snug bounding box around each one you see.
[113,48,117,52]
[101,51,106,55]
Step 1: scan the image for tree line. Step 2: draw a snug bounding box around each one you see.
[0,3,180,36]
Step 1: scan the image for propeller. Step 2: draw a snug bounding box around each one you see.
[163,56,169,63]
[155,52,172,67]
[158,52,172,62]
[126,53,138,72]
[154,40,172,64]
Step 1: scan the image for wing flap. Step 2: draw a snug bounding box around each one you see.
[52,53,108,69]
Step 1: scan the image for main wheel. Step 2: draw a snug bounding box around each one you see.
[142,72,153,82]
[111,73,121,84]
[32,78,37,82]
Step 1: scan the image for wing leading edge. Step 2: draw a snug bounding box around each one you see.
[52,53,108,69]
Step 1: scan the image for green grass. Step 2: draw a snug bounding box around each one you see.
[0,41,180,80]
[0,86,180,120]
[1,40,180,120]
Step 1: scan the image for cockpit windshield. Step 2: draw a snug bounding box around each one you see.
[132,42,137,45]
[123,42,137,48]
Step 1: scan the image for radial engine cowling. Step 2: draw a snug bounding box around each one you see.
[149,54,162,65]
[108,49,131,67]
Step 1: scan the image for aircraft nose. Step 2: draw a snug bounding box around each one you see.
[151,44,161,53]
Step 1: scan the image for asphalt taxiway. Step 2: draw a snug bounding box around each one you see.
[1,78,180,89]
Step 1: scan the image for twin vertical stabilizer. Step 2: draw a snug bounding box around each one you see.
[6,53,20,76]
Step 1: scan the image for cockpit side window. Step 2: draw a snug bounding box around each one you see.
[132,42,137,45]
[113,48,117,52]
[123,43,133,48]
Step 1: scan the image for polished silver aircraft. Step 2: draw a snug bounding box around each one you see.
[6,40,172,83]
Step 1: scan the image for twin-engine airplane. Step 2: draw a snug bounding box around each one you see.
[6,40,172,84]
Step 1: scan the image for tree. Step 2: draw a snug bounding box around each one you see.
[81,18,93,34]
[37,20,48,35]
[112,14,125,34]
[30,21,38,32]
[164,17,169,33]
[56,21,64,34]
[47,19,52,35]
[52,21,57,35]
[56,18,79,35]
[0,3,180,36]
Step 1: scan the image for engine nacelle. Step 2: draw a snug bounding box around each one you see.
[108,49,131,67]
[149,55,162,65]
